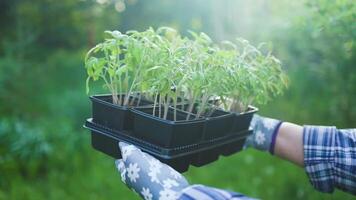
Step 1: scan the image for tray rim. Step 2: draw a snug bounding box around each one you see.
[84,118,252,159]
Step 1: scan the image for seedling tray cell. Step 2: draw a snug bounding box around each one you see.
[84,118,252,173]
[191,148,220,167]
[204,109,235,140]
[221,139,246,156]
[131,106,205,148]
[90,94,153,132]
[231,106,258,133]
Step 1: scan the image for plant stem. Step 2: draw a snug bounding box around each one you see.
[185,90,192,112]
[173,93,177,121]
[123,67,130,105]
[101,75,118,104]
[113,77,120,105]
[196,94,209,119]
[129,92,136,106]
[136,93,142,107]
[118,76,122,106]
[206,100,221,117]
[109,73,116,104]
[113,93,119,105]
[153,92,158,117]
[124,80,135,106]
[230,97,234,111]
[186,93,197,120]
[207,106,217,117]
[124,59,143,106]
[163,97,169,120]
[159,95,162,118]
[115,47,121,106]
[220,96,229,111]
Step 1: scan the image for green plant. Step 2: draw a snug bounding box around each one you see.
[85,31,127,105]
[84,27,288,120]
[85,29,156,106]
[216,38,289,113]
[0,119,51,183]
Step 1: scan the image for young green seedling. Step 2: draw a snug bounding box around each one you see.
[85,27,288,121]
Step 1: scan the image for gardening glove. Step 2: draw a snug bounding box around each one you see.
[244,114,283,154]
[115,142,189,200]
[116,142,259,200]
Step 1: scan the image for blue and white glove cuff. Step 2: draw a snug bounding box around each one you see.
[247,114,283,154]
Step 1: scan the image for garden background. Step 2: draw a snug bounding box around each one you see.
[0,0,355,199]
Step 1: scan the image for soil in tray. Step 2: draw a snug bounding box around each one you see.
[131,106,205,148]
[90,94,153,132]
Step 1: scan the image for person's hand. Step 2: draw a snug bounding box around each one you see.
[115,142,189,200]
[244,114,283,154]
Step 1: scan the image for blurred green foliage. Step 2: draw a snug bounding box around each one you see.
[0,0,355,199]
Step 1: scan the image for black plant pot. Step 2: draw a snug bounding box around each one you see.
[89,124,194,172]
[90,94,153,133]
[131,106,205,148]
[84,118,252,173]
[175,98,219,114]
[90,126,121,159]
[220,137,247,156]
[231,106,258,133]
[183,105,257,141]
[191,130,251,167]
[203,109,235,140]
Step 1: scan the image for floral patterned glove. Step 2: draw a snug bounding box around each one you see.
[115,142,189,200]
[244,114,283,154]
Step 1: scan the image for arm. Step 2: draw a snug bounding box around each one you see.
[274,122,304,166]
[115,115,356,199]
[247,115,356,194]
[302,126,356,194]
[245,115,304,166]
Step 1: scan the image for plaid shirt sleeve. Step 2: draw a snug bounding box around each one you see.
[303,126,356,195]
[178,185,258,200]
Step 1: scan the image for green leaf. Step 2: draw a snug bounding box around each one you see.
[147,65,163,72]
[108,68,115,77]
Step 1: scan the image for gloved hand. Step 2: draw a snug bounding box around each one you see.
[115,115,282,200]
[244,114,283,154]
[115,142,189,200]
[115,142,256,200]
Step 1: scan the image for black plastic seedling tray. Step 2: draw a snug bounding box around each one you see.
[231,106,258,133]
[91,94,257,142]
[90,94,153,132]
[131,106,205,148]
[203,109,235,140]
[84,118,252,173]
[173,105,258,141]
